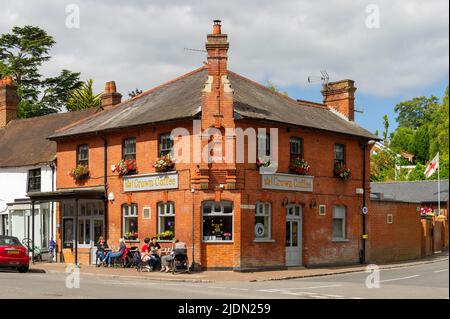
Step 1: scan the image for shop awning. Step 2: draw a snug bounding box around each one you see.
[27,186,106,202]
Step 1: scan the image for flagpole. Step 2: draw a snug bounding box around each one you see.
[437,152,440,216]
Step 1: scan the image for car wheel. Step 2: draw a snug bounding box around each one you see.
[17,266,29,273]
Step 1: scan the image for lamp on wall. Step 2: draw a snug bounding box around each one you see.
[281,197,289,207]
[309,198,317,209]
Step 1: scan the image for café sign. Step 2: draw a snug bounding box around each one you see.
[124,172,178,192]
[262,173,313,192]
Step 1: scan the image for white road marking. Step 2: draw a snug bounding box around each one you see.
[229,288,249,291]
[378,275,420,283]
[279,284,344,290]
[434,269,448,273]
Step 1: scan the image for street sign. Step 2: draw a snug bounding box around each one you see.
[362,206,368,215]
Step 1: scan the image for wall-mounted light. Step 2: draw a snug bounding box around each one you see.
[108,192,115,202]
[309,198,317,209]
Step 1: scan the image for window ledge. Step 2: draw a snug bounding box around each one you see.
[253,239,275,243]
[202,241,234,244]
[332,239,349,243]
[125,240,140,243]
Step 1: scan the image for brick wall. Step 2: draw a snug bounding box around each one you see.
[367,201,422,263]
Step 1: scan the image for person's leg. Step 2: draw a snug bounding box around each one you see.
[102,252,111,265]
[108,252,122,266]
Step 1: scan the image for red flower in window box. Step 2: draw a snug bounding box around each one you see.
[290,158,310,175]
[334,163,351,180]
[113,159,138,176]
[154,154,175,172]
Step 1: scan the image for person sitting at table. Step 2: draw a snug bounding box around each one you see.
[148,237,161,271]
[160,238,186,273]
[102,238,126,267]
[140,237,152,269]
[96,236,108,266]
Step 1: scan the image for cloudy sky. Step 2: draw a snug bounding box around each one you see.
[1,0,448,133]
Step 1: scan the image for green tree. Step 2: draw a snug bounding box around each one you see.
[390,126,415,154]
[370,149,397,182]
[382,114,390,144]
[0,25,82,117]
[66,79,101,111]
[411,125,430,164]
[394,96,439,129]
[428,87,449,158]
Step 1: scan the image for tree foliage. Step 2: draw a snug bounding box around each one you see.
[394,95,439,129]
[266,81,289,97]
[66,79,101,111]
[371,86,449,182]
[0,25,82,117]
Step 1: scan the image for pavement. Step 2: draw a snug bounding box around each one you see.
[0,252,448,299]
[27,250,449,283]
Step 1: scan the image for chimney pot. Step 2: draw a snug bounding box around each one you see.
[212,20,222,34]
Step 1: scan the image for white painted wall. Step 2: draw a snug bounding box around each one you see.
[0,164,56,253]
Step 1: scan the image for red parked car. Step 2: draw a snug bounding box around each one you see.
[0,235,29,273]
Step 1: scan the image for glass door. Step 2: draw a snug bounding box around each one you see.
[285,205,302,266]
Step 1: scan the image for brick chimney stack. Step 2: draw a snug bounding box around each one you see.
[202,20,234,129]
[0,76,19,128]
[322,80,356,121]
[101,81,122,109]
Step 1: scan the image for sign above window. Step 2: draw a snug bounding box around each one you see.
[123,172,178,192]
[261,173,313,192]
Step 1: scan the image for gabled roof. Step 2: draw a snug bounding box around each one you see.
[50,67,377,140]
[0,108,98,168]
[371,180,449,203]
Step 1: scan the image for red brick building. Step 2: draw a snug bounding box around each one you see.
[41,21,379,270]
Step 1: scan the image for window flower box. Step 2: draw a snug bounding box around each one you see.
[154,154,175,172]
[157,230,174,241]
[124,231,139,241]
[69,165,90,182]
[290,158,310,175]
[334,163,351,180]
[112,159,138,176]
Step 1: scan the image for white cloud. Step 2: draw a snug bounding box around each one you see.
[0,0,448,98]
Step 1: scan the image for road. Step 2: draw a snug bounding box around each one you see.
[0,258,448,299]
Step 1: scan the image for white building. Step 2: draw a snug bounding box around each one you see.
[0,76,97,256]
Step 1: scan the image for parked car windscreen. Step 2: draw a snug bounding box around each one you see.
[0,237,21,246]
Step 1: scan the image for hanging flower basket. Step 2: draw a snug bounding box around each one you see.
[112,159,137,176]
[256,156,271,168]
[69,165,90,182]
[334,163,351,180]
[154,154,175,172]
[290,158,310,175]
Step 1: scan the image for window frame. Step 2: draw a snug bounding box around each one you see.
[27,168,41,192]
[157,202,175,241]
[289,137,303,160]
[254,202,272,240]
[122,137,137,161]
[334,144,346,166]
[332,205,346,241]
[257,132,271,157]
[201,201,234,243]
[122,203,138,242]
[77,144,89,167]
[159,133,173,156]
